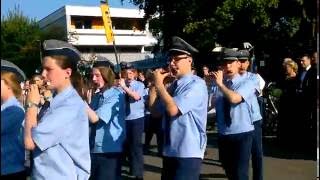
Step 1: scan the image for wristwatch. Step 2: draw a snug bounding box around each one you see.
[26,101,39,109]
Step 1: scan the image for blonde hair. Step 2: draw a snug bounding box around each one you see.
[284,59,298,73]
[282,58,292,66]
[1,71,22,98]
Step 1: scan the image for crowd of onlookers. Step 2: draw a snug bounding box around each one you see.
[276,52,317,152]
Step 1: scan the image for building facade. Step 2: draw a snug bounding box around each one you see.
[39,5,158,66]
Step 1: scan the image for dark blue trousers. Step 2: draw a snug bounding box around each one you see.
[252,120,263,180]
[1,170,26,180]
[161,156,202,180]
[218,131,253,180]
[90,153,122,180]
[125,117,144,177]
[144,115,164,155]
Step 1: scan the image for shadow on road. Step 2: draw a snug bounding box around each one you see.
[143,148,162,158]
[206,130,317,161]
[202,158,222,167]
[206,131,219,149]
[200,173,227,179]
[144,163,162,174]
[263,137,317,160]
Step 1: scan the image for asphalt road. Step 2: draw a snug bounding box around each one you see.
[121,131,318,180]
[25,129,317,180]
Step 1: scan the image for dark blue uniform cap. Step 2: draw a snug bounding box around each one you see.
[93,55,114,69]
[42,39,81,69]
[120,62,134,70]
[222,48,239,61]
[169,36,199,56]
[237,50,250,60]
[1,59,26,83]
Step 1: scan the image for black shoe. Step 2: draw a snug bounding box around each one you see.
[135,176,143,180]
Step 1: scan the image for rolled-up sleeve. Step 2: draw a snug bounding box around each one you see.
[173,83,206,115]
[236,81,256,103]
[32,104,81,151]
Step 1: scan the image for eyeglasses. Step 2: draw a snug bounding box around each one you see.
[169,55,190,62]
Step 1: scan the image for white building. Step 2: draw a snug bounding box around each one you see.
[38,5,158,65]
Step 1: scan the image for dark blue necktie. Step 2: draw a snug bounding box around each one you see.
[299,70,307,89]
[38,101,50,121]
[38,91,55,121]
[223,80,232,127]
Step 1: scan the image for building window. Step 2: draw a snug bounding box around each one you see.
[111,17,144,31]
[84,20,92,29]
[72,17,92,29]
[75,20,83,29]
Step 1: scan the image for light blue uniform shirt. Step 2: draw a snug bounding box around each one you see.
[90,87,126,153]
[241,72,262,122]
[32,86,91,180]
[215,74,255,135]
[163,74,208,159]
[125,80,145,120]
[211,82,218,94]
[1,97,25,175]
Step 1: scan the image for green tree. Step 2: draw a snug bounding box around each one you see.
[126,0,280,49]
[124,0,316,80]
[1,5,42,78]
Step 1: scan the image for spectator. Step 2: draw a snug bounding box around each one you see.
[296,54,317,154]
[20,80,30,106]
[311,51,318,68]
[277,59,299,147]
[202,65,214,107]
[191,66,197,75]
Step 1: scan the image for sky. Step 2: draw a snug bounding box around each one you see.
[1,0,138,20]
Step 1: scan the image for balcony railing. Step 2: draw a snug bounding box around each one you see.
[69,28,147,36]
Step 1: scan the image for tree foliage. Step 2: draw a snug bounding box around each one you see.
[1,5,42,78]
[124,0,317,80]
